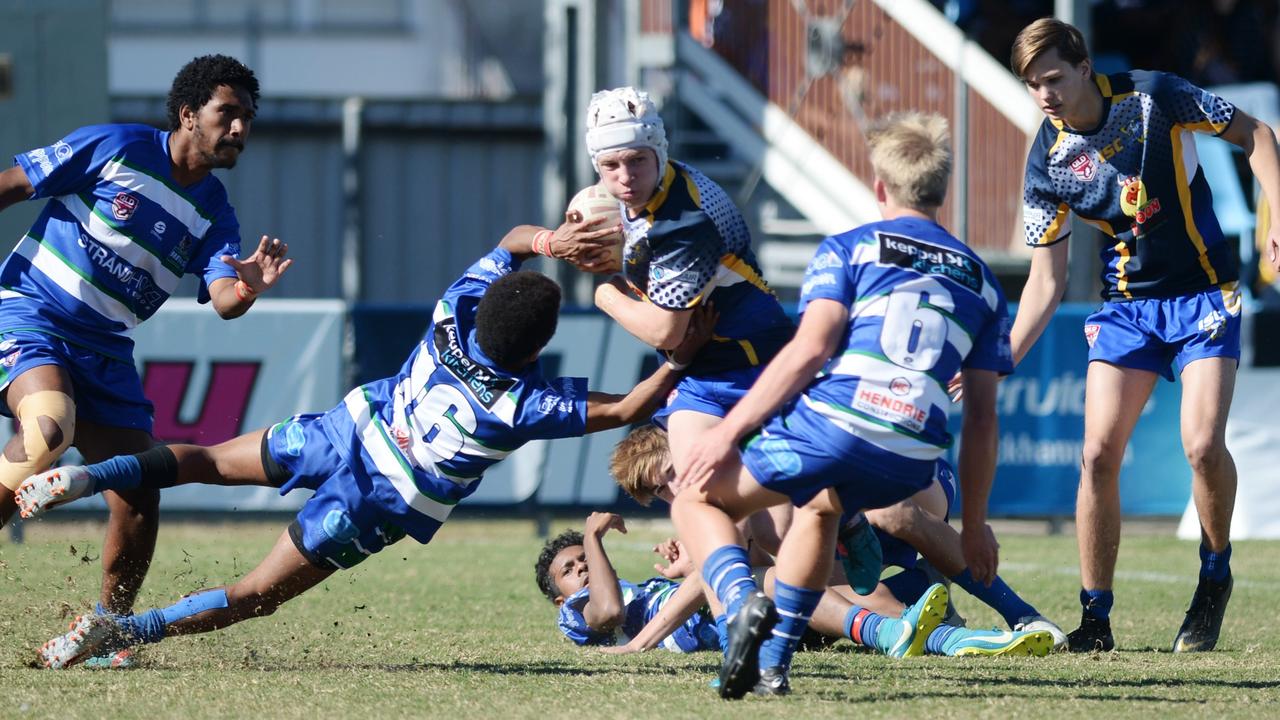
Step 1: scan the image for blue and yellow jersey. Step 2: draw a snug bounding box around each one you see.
[620,160,794,375]
[1022,71,1239,300]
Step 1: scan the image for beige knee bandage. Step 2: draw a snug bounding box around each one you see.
[0,391,75,491]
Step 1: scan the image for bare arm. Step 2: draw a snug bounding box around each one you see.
[580,513,626,632]
[0,166,34,213]
[675,298,847,492]
[209,235,293,319]
[1221,110,1280,273]
[599,573,709,654]
[1009,241,1070,365]
[957,367,1000,585]
[595,277,693,350]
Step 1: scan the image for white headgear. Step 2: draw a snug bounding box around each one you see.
[585,86,669,174]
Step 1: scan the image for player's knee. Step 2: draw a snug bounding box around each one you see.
[1079,437,1124,480]
[1184,436,1229,477]
[0,391,75,491]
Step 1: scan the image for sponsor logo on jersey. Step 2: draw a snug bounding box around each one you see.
[1198,310,1226,340]
[166,235,193,268]
[889,377,912,396]
[1070,152,1097,181]
[52,141,73,162]
[0,350,18,368]
[809,250,842,271]
[877,232,983,293]
[1083,323,1100,347]
[76,233,164,311]
[152,221,167,238]
[853,382,927,433]
[391,425,412,452]
[26,147,55,175]
[112,192,139,221]
[537,394,573,415]
[431,316,517,410]
[800,272,836,297]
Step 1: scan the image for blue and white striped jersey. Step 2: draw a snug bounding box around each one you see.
[794,217,1012,461]
[5,124,241,360]
[558,578,718,652]
[319,248,589,542]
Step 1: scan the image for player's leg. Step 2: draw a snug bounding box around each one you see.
[0,364,75,527]
[1173,356,1237,652]
[40,529,333,668]
[1070,360,1157,651]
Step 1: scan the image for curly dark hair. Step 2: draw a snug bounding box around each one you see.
[166,54,260,130]
[534,529,584,603]
[475,271,561,370]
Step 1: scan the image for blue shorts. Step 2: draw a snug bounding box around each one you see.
[0,330,153,431]
[264,415,408,570]
[1085,285,1241,381]
[877,459,957,570]
[652,365,764,428]
[740,403,935,512]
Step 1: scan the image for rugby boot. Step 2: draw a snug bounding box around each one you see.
[1173,573,1232,652]
[718,591,777,700]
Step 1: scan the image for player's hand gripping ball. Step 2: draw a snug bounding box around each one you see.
[565,183,624,274]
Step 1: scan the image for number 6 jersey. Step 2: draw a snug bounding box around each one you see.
[794,217,1012,461]
[317,247,588,541]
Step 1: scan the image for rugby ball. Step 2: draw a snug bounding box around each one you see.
[566,183,623,274]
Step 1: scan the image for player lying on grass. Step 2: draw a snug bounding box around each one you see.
[17,227,712,669]
[670,112,1012,698]
[612,425,1065,648]
[535,511,1052,659]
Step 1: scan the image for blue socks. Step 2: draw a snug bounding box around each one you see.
[950,568,1038,628]
[842,605,888,650]
[714,614,728,652]
[86,455,143,493]
[1200,542,1231,582]
[1080,588,1114,620]
[114,588,230,645]
[758,580,822,671]
[924,624,960,654]
[703,545,756,619]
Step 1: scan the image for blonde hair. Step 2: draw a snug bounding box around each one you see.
[609,425,669,507]
[1010,18,1090,79]
[866,111,952,210]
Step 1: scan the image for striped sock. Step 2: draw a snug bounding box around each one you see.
[758,580,822,671]
[843,605,888,650]
[703,545,756,619]
[925,624,960,654]
[1200,542,1231,582]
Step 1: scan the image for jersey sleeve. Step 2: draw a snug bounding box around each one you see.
[962,291,1015,375]
[516,376,589,440]
[797,236,855,314]
[14,125,116,200]
[441,247,523,307]
[1022,154,1071,247]
[557,588,611,646]
[644,213,722,310]
[190,202,242,304]
[1153,72,1235,136]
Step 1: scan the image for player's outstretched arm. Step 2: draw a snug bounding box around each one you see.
[1008,241,1069,365]
[211,235,293,319]
[0,166,34,213]
[675,298,846,493]
[580,512,627,632]
[599,571,708,655]
[501,221,620,270]
[957,367,1001,586]
[584,303,716,433]
[1221,110,1280,274]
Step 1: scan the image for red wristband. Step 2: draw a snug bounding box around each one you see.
[235,280,257,301]
[532,229,556,257]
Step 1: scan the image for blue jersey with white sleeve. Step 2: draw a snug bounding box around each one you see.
[558,578,717,652]
[4,124,241,360]
[319,248,588,542]
[793,217,1012,462]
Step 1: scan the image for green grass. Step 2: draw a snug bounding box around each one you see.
[3,517,1279,718]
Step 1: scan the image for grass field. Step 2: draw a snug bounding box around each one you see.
[3,516,1280,718]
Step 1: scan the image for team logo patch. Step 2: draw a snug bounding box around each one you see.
[391,425,412,452]
[1198,310,1227,341]
[282,421,306,456]
[52,141,73,162]
[1070,153,1096,181]
[0,350,18,368]
[757,437,802,478]
[889,377,912,396]
[112,192,139,221]
[321,509,360,544]
[1083,324,1101,347]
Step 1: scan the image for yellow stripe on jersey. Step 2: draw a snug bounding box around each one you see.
[1045,128,1068,159]
[737,339,759,366]
[1080,214,1116,237]
[642,163,678,220]
[1113,238,1133,298]
[1169,127,1220,284]
[1181,119,1232,134]
[682,167,702,206]
[721,253,774,295]
[1033,202,1071,245]
[1219,281,1242,316]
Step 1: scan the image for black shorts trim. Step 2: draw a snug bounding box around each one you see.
[287,520,330,570]
[261,428,291,488]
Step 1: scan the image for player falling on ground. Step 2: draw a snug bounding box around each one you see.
[671,112,1011,698]
[0,55,290,665]
[536,511,1051,661]
[526,87,794,518]
[1009,18,1280,652]
[17,227,709,669]
[611,425,1066,650]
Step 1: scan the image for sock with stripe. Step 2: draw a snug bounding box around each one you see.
[842,605,891,651]
[757,580,822,671]
[1199,542,1231,582]
[702,544,757,619]
[1080,588,1114,621]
